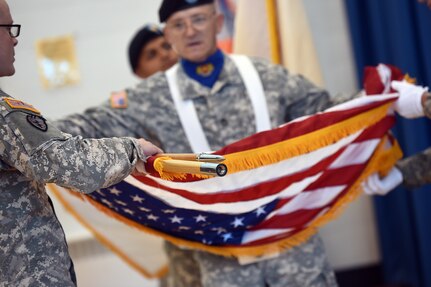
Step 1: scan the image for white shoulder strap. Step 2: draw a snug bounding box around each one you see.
[165,56,271,153]
[166,64,211,152]
[229,55,271,132]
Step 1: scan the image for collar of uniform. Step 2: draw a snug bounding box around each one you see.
[180,49,224,88]
[177,54,243,101]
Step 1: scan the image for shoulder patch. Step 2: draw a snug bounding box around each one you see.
[110,91,128,109]
[26,114,48,131]
[3,97,41,114]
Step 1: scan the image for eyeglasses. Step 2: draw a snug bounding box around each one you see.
[0,24,21,38]
[166,12,215,35]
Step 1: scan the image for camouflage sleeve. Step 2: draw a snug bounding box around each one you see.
[423,92,431,119]
[54,103,137,138]
[1,107,145,193]
[396,147,431,188]
[53,86,165,150]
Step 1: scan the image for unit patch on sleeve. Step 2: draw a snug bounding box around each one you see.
[4,98,41,114]
[26,114,48,131]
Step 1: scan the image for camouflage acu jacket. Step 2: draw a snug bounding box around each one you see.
[0,90,145,286]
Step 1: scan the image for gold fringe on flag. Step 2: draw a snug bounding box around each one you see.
[153,157,211,180]
[224,103,392,174]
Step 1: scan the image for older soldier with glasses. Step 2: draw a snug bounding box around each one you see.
[0,1,162,286]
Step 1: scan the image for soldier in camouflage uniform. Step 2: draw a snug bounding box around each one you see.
[52,0,431,286]
[0,1,162,286]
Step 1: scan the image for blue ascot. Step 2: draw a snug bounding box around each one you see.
[180,49,224,88]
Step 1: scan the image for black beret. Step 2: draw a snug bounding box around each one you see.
[128,24,163,72]
[159,0,214,22]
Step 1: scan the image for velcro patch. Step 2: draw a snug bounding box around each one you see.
[26,114,48,131]
[110,91,128,109]
[4,97,40,114]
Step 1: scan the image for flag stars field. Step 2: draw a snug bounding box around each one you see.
[254,207,267,216]
[170,215,183,224]
[109,187,122,196]
[115,200,127,206]
[123,208,135,215]
[212,227,227,234]
[147,214,159,221]
[101,199,113,207]
[231,217,245,228]
[194,214,207,222]
[222,233,233,242]
[162,209,176,214]
[131,194,145,203]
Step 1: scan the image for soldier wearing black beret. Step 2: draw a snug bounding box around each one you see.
[128,23,178,79]
[159,0,214,23]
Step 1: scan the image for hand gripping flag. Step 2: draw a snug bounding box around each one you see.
[48,75,403,278]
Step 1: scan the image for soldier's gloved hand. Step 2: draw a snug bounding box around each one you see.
[391,80,427,118]
[134,139,163,174]
[362,167,403,196]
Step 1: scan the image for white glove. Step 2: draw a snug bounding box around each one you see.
[362,167,403,196]
[391,80,427,118]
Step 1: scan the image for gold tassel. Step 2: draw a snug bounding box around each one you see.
[224,103,392,174]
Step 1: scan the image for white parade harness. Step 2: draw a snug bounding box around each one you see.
[166,55,271,153]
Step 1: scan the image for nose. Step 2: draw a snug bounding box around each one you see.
[13,37,18,47]
[184,20,198,37]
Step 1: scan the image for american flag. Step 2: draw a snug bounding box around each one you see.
[50,93,402,273]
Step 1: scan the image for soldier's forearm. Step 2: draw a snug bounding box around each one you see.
[422,92,431,119]
[30,136,140,193]
[396,147,431,189]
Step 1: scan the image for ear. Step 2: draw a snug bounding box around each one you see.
[215,13,224,34]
